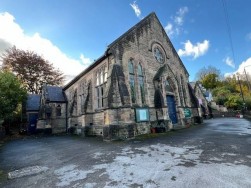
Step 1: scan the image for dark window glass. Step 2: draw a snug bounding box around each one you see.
[128,59,134,74]
[129,74,136,103]
[129,59,136,103]
[154,47,164,63]
[165,80,173,92]
[138,64,143,76]
[56,105,61,116]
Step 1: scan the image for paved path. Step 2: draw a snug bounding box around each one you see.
[0,118,251,187]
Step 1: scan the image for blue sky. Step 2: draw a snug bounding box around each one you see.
[0,0,251,82]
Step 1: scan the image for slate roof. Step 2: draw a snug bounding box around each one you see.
[64,12,189,90]
[45,86,66,102]
[189,82,196,89]
[26,94,41,111]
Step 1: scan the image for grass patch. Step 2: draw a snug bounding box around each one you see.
[0,141,3,148]
[0,170,7,184]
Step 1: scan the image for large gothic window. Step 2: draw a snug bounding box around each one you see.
[96,66,107,109]
[100,70,104,84]
[138,63,145,104]
[104,66,108,82]
[96,72,100,86]
[128,59,136,103]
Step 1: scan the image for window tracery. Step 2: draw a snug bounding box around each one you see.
[96,65,107,108]
[128,59,136,103]
[138,63,145,104]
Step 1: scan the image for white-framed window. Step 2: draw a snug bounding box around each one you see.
[96,65,107,108]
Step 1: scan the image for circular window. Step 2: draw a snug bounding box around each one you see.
[154,47,164,63]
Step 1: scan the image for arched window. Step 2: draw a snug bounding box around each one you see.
[165,79,173,93]
[95,65,108,109]
[100,69,104,84]
[138,63,145,104]
[104,66,108,82]
[128,59,136,103]
[129,60,134,74]
[56,105,61,116]
[96,72,100,86]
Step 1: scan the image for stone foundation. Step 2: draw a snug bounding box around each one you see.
[103,124,135,140]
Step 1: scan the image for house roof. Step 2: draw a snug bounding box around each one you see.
[45,86,66,102]
[108,12,155,49]
[26,94,41,111]
[108,12,189,76]
[63,54,107,90]
[64,12,189,90]
[189,82,196,89]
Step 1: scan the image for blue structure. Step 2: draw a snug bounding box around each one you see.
[26,94,41,134]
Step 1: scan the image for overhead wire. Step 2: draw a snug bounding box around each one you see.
[221,0,236,64]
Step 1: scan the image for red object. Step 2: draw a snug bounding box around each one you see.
[151,128,156,133]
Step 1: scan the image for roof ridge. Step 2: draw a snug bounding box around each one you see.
[108,12,156,48]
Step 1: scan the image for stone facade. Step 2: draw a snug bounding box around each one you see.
[191,82,209,118]
[62,12,201,140]
[37,86,67,134]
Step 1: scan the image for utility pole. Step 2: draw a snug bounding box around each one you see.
[244,66,251,92]
[237,75,246,114]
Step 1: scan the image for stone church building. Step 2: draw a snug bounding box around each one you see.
[36,12,203,140]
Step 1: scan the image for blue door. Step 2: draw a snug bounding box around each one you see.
[166,95,178,124]
[28,113,38,134]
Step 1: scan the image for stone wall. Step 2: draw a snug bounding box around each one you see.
[62,13,201,140]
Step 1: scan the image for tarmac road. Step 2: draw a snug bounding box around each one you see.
[0,117,251,188]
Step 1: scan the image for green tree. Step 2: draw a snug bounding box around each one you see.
[224,94,242,110]
[244,96,251,110]
[201,73,220,90]
[212,87,231,105]
[1,46,64,94]
[0,70,27,134]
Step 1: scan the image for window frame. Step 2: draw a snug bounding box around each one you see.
[95,65,107,109]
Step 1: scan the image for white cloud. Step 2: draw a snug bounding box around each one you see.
[165,6,189,37]
[178,40,209,59]
[164,23,174,37]
[225,57,251,77]
[224,57,235,68]
[130,1,142,19]
[80,54,91,65]
[224,72,233,78]
[174,7,189,26]
[0,12,92,83]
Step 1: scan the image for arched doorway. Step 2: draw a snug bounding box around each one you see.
[165,79,178,124]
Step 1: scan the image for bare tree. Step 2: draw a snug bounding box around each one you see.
[195,66,221,81]
[1,46,64,94]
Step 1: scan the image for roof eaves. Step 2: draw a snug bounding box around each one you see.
[63,53,108,90]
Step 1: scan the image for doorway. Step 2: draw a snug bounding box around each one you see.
[166,95,178,124]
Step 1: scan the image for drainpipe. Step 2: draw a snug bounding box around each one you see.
[65,101,68,133]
